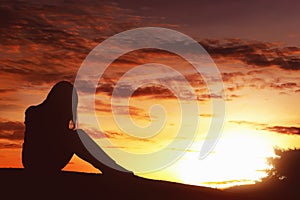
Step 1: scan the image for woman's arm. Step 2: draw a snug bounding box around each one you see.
[72,129,133,175]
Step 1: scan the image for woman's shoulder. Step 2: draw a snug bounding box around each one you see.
[25,105,43,122]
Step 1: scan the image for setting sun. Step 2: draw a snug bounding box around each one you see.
[176,130,276,188]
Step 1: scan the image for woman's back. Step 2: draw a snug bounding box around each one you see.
[22,81,77,172]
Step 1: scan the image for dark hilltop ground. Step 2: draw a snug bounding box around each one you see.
[1,149,299,200]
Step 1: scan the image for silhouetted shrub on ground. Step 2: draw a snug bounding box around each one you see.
[267,148,300,183]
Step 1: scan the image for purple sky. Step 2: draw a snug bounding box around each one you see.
[109,0,300,45]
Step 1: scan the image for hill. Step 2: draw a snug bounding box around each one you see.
[0,168,245,200]
[2,167,299,200]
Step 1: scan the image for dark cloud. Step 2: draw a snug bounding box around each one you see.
[93,99,150,120]
[132,85,175,98]
[270,82,298,90]
[197,93,223,101]
[0,121,24,140]
[201,39,300,70]
[0,103,23,111]
[97,82,115,95]
[219,69,300,93]
[0,89,17,93]
[0,0,146,86]
[110,105,148,119]
[112,56,143,66]
[265,126,300,135]
[221,72,244,82]
[202,39,267,57]
[246,77,300,92]
[0,142,22,149]
[226,94,241,101]
[109,84,134,98]
[97,83,177,99]
[230,121,300,136]
[246,70,266,75]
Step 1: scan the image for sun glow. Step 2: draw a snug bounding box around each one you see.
[176,130,276,188]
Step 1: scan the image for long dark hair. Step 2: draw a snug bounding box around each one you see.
[41,81,78,130]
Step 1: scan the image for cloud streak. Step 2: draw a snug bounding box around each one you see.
[265,126,300,135]
[230,121,300,136]
[201,39,300,71]
[0,142,22,149]
[0,121,24,141]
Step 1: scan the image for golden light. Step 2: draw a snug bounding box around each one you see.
[176,129,276,188]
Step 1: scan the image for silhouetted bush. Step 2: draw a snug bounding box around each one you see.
[268,148,300,182]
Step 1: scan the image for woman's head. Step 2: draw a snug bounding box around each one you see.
[43,81,78,129]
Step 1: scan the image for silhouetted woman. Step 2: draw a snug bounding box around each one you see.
[22,81,130,175]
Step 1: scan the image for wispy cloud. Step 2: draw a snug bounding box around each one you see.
[0,120,24,149]
[229,120,267,127]
[230,121,300,136]
[0,142,22,149]
[0,121,24,141]
[201,39,300,70]
[270,82,298,90]
[265,126,300,135]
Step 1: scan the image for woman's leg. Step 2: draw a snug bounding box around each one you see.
[71,129,132,175]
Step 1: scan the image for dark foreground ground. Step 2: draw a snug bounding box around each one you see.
[0,168,298,200]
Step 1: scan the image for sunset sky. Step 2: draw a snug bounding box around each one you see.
[1,0,300,189]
